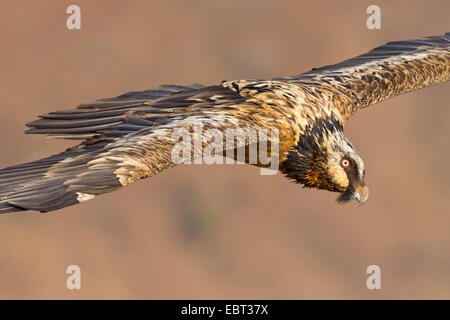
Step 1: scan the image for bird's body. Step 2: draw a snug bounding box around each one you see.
[0,32,449,213]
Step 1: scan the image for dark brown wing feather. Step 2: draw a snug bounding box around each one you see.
[1,81,302,213]
[25,83,206,140]
[277,32,450,120]
[0,84,238,213]
[0,142,120,213]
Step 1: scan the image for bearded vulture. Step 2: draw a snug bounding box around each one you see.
[0,32,448,213]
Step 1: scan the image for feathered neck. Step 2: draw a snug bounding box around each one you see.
[281,116,346,191]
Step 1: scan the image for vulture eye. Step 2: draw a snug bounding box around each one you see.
[341,158,351,168]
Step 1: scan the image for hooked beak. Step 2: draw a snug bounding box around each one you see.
[336,182,369,206]
[354,184,369,206]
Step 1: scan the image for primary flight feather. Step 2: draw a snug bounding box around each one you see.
[0,32,449,213]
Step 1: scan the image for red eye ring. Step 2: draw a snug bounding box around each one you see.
[341,159,351,168]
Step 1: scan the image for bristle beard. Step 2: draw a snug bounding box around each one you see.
[337,189,355,204]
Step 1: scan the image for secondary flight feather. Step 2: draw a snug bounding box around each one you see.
[0,32,448,213]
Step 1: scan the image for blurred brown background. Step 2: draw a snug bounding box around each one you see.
[0,0,448,299]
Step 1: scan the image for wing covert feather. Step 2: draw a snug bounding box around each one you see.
[277,32,450,119]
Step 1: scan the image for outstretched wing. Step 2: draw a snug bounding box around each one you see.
[278,32,450,119]
[1,81,298,213]
[25,83,206,140]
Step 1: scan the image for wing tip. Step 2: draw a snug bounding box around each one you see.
[0,202,27,214]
